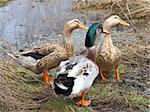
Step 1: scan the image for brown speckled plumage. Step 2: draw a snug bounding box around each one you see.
[36,44,69,73]
[95,15,130,80]
[7,19,88,74]
[95,34,122,71]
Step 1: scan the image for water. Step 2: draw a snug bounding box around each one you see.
[0,0,149,54]
[0,0,87,53]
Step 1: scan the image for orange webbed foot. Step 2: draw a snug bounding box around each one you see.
[75,100,91,107]
[47,76,55,87]
[75,92,91,106]
[101,75,106,81]
[99,67,106,81]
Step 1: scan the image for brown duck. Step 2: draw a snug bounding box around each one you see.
[7,19,88,85]
[95,15,130,81]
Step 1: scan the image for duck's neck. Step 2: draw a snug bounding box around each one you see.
[85,24,97,48]
[103,33,113,47]
[103,21,112,34]
[63,28,74,57]
[102,23,113,47]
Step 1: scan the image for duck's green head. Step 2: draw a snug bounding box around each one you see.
[85,23,103,48]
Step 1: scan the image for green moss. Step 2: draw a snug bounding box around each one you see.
[41,97,69,112]
[118,64,129,76]
[126,92,149,107]
[18,83,45,94]
[14,65,46,94]
[68,104,95,112]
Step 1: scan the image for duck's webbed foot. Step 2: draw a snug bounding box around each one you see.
[75,92,91,107]
[99,67,106,81]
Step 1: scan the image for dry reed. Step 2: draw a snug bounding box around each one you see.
[73,0,150,19]
[0,61,39,112]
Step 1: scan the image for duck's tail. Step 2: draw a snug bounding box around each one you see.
[6,52,39,73]
[6,52,20,60]
[54,73,75,96]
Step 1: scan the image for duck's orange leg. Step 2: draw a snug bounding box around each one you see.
[99,67,106,81]
[43,71,55,86]
[43,71,50,85]
[75,92,91,106]
[115,65,120,80]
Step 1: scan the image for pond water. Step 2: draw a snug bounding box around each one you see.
[0,0,149,54]
[0,0,88,54]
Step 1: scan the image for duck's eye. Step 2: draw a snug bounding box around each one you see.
[114,16,118,19]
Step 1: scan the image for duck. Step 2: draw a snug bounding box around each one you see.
[7,19,88,86]
[54,55,99,106]
[53,23,103,106]
[80,22,103,61]
[95,15,130,81]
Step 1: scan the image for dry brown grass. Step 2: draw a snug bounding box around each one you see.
[0,61,39,112]
[121,40,150,90]
[122,41,150,71]
[87,40,150,112]
[73,0,150,19]
[0,0,11,6]
[0,41,149,112]
[0,0,8,3]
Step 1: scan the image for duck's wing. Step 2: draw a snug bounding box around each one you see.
[70,56,99,96]
[6,44,68,73]
[54,56,99,97]
[58,56,88,77]
[36,48,69,73]
[20,44,63,60]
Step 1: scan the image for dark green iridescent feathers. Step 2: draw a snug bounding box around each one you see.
[85,23,103,48]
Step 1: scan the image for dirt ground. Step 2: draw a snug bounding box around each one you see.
[0,0,150,112]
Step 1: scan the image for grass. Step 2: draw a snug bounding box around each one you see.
[0,52,149,112]
[0,0,8,2]
[88,80,149,111]
[1,34,149,112]
[19,64,149,111]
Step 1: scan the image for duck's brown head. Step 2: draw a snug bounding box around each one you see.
[64,19,88,35]
[103,15,130,34]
